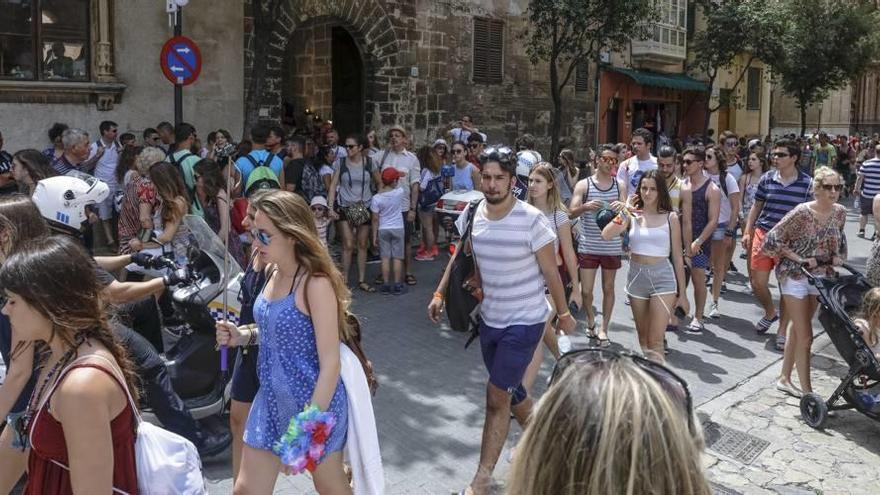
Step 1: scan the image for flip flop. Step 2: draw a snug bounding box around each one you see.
[598,336,611,348]
[755,315,779,334]
[358,282,376,293]
[585,323,598,339]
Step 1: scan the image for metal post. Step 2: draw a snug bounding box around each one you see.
[174,8,183,127]
[593,46,602,149]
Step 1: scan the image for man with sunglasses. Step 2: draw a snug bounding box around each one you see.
[428,147,575,495]
[142,128,161,148]
[466,133,485,169]
[742,139,813,346]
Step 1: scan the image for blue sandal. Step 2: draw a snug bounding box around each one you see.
[755,315,779,334]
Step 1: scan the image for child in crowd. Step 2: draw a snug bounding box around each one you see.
[854,287,880,359]
[310,195,331,248]
[371,168,406,295]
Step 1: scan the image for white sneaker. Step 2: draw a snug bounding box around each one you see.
[708,301,721,319]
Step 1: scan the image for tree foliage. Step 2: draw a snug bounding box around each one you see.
[689,0,784,132]
[522,0,655,158]
[770,0,879,135]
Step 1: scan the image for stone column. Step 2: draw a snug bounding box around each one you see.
[94,0,115,81]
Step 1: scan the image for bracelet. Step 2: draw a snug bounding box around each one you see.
[557,311,571,319]
[432,291,444,300]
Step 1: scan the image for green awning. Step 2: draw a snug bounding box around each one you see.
[606,67,709,92]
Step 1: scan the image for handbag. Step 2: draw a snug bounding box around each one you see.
[343,201,371,226]
[40,355,206,495]
[444,199,484,347]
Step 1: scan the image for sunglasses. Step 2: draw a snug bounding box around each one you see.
[600,155,617,163]
[820,184,843,191]
[682,158,701,165]
[552,348,695,433]
[345,144,358,149]
[250,228,272,245]
[452,149,465,154]
[771,152,790,158]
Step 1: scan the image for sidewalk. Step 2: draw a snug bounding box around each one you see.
[700,335,880,495]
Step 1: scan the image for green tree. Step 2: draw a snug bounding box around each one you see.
[770,0,879,136]
[522,0,655,159]
[689,0,784,133]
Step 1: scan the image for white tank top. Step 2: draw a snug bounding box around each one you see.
[628,214,671,257]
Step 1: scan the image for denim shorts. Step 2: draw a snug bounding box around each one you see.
[231,346,260,403]
[625,260,678,300]
[379,228,405,260]
[479,321,545,405]
[712,222,729,241]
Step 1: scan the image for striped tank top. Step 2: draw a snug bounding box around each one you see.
[577,177,623,256]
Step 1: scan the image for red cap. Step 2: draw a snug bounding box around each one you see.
[381,167,404,185]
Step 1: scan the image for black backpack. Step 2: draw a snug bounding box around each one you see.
[445,199,484,348]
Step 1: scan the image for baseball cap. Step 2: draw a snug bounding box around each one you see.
[310,196,328,209]
[381,167,404,185]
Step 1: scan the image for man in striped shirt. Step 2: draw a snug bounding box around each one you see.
[854,144,880,238]
[742,139,813,347]
[428,148,575,495]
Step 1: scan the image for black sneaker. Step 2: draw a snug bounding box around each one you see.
[197,430,232,458]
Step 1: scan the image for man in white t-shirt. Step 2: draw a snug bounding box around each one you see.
[428,150,576,495]
[616,127,658,197]
[87,120,121,245]
[721,130,744,181]
[371,126,420,284]
[447,115,487,144]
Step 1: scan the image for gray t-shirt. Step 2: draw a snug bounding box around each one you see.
[333,158,374,207]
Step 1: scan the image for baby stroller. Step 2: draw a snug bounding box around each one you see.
[800,263,880,428]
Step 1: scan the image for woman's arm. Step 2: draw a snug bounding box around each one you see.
[305,277,342,411]
[0,340,33,420]
[327,169,341,219]
[54,367,125,495]
[601,211,630,240]
[138,202,154,230]
[559,221,580,304]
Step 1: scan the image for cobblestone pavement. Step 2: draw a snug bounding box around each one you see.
[700,336,880,495]
[203,202,878,494]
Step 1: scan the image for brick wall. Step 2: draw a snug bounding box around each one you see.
[244,0,593,156]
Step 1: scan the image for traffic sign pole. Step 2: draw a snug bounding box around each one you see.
[174,8,183,127]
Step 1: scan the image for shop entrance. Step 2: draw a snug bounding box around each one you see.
[632,100,679,149]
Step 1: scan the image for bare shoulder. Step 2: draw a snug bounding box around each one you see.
[53,353,123,418]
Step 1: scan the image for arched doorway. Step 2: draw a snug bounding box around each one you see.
[331,27,363,138]
[281,19,364,136]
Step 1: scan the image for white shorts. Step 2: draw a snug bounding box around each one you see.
[780,276,820,299]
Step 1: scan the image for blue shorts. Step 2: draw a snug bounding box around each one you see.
[692,251,711,270]
[479,321,545,405]
[231,346,260,403]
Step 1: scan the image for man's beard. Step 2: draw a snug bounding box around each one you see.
[484,188,510,205]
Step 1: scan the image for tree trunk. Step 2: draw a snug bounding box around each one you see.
[549,58,562,162]
[703,73,717,136]
[799,100,808,137]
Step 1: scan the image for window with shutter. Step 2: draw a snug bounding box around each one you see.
[473,17,503,84]
[747,67,762,110]
[575,61,589,92]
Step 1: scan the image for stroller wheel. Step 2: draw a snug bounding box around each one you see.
[800,393,829,429]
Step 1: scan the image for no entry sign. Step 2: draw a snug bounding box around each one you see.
[160,36,202,86]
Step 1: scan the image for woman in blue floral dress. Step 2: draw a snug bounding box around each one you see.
[218,190,354,494]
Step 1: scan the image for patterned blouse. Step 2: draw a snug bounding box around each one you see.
[762,203,848,282]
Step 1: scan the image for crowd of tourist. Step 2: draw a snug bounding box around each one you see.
[0,114,878,495]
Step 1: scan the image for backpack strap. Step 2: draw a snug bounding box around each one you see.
[243,154,260,170]
[261,152,275,168]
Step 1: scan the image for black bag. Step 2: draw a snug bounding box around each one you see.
[445,199,483,348]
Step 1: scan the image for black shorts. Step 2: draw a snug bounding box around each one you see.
[231,346,260,403]
[861,195,875,216]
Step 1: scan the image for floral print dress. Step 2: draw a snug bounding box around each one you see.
[762,203,848,283]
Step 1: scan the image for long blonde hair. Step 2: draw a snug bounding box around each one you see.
[528,162,568,215]
[508,358,710,495]
[251,190,353,342]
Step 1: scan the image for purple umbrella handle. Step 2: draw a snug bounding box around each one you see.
[220,346,228,372]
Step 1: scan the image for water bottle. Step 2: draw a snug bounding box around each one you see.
[557,334,572,354]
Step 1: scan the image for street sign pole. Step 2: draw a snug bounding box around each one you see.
[174,7,183,127]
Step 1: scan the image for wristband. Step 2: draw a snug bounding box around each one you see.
[557,311,571,319]
[432,291,444,300]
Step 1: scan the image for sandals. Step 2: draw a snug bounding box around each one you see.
[358,282,376,293]
[406,273,417,285]
[586,323,598,340]
[755,315,779,334]
[685,318,705,334]
[597,336,611,348]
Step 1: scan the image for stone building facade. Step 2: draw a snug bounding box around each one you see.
[243,0,593,152]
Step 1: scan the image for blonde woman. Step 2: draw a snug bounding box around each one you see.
[523,163,581,391]
[762,166,847,396]
[508,349,711,495]
[217,190,354,494]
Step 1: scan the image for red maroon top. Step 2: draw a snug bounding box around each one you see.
[25,363,139,495]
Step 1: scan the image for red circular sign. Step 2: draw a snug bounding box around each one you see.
[160,36,202,86]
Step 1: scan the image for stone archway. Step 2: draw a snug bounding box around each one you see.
[244,0,403,134]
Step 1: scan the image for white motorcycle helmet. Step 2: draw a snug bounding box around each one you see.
[516,149,542,178]
[32,172,109,233]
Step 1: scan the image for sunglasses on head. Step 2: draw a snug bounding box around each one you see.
[250,228,272,245]
[820,184,843,191]
[479,146,515,166]
[552,348,695,433]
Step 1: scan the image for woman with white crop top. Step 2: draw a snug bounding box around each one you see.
[602,170,689,363]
